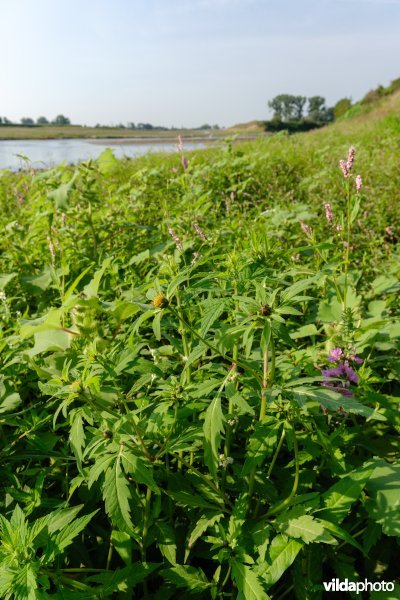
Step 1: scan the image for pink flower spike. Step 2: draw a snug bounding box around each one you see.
[182,155,188,170]
[177,135,183,153]
[339,160,349,178]
[324,203,333,223]
[346,146,355,171]
[328,348,343,362]
[300,221,312,237]
[355,175,362,192]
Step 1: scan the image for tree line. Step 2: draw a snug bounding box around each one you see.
[0,115,70,127]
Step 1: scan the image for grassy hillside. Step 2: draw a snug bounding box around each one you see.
[0,94,399,598]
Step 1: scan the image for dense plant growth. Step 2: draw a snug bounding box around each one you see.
[0,113,399,598]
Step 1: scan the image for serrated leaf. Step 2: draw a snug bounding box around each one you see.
[275,512,324,544]
[156,522,177,565]
[121,451,159,493]
[319,462,375,524]
[83,257,111,298]
[317,519,365,554]
[203,395,225,478]
[88,453,116,488]
[365,460,400,536]
[47,172,77,209]
[188,512,224,549]
[292,386,384,419]
[111,531,132,565]
[260,534,303,586]
[103,457,133,534]
[231,560,270,600]
[13,564,38,600]
[241,418,280,476]
[161,565,211,593]
[200,298,226,337]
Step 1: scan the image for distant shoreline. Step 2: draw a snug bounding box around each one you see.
[0,125,266,142]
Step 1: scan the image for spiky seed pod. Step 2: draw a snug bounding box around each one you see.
[260,304,272,316]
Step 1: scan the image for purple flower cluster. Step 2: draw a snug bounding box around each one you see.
[321,348,363,397]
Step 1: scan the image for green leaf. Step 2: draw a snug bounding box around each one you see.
[161,565,211,593]
[203,395,225,478]
[200,298,226,337]
[13,564,38,600]
[103,457,134,534]
[156,522,177,565]
[231,560,270,600]
[280,277,317,303]
[51,510,98,553]
[260,320,271,354]
[317,519,365,554]
[260,534,303,586]
[83,257,111,298]
[47,172,78,209]
[188,512,224,549]
[121,451,160,493]
[88,453,116,488]
[365,460,400,536]
[97,148,118,174]
[0,272,16,291]
[275,511,324,544]
[318,462,375,524]
[292,386,384,420]
[290,323,319,340]
[111,531,132,565]
[349,195,361,224]
[241,418,280,476]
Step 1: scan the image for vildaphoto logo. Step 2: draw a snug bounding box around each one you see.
[323,578,395,594]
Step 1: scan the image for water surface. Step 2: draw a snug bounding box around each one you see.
[0,138,207,170]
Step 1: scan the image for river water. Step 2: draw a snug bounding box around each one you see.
[0,138,208,170]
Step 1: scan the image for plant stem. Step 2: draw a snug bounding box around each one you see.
[265,421,299,517]
[141,486,152,599]
[170,451,233,509]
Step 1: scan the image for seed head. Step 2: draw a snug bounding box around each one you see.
[260,304,272,316]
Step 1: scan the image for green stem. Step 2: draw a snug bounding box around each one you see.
[343,180,351,310]
[176,291,192,385]
[265,422,299,517]
[266,426,286,479]
[170,451,233,509]
[141,487,152,599]
[168,305,262,386]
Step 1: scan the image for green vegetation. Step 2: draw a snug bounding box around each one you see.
[0,90,399,598]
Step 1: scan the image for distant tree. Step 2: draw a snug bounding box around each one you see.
[333,98,352,119]
[305,96,333,123]
[212,124,220,130]
[3,117,12,125]
[52,114,70,125]
[137,123,153,130]
[292,96,307,120]
[37,116,49,125]
[21,117,35,125]
[127,122,136,129]
[268,94,306,121]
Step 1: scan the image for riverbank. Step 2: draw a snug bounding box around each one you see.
[0,124,267,141]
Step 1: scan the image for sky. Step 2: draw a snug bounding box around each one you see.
[1,0,400,128]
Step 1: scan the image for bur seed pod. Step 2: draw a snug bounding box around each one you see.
[260,304,271,316]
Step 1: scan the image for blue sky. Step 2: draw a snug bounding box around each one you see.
[1,0,400,127]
